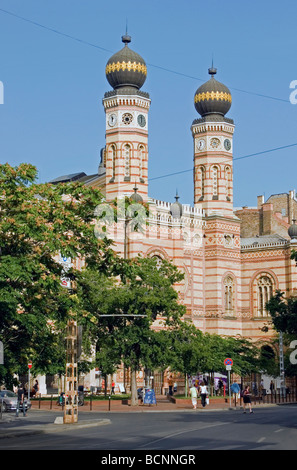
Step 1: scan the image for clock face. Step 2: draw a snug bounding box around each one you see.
[108,113,117,127]
[224,139,232,151]
[196,139,206,152]
[137,114,146,127]
[210,137,221,149]
[122,113,133,125]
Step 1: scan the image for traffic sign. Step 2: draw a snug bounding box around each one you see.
[28,362,32,369]
[224,358,233,367]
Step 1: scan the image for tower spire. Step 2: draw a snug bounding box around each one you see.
[122,19,131,45]
[208,55,217,77]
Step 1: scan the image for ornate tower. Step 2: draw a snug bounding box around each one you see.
[102,34,151,202]
[191,66,242,329]
[192,66,234,218]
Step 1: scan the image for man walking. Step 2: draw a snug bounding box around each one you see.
[230,380,241,404]
[16,384,26,417]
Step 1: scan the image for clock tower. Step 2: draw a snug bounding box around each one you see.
[191,66,242,324]
[103,34,151,202]
[192,66,235,218]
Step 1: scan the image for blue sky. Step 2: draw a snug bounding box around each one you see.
[0,0,296,208]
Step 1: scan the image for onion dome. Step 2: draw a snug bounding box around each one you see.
[170,193,183,219]
[194,66,232,117]
[288,219,297,240]
[130,185,143,203]
[105,34,147,90]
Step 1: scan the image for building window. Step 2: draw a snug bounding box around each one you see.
[139,145,144,179]
[212,166,218,197]
[224,276,234,313]
[111,145,116,178]
[225,166,231,200]
[257,276,273,317]
[124,144,131,179]
[151,255,162,270]
[199,166,205,199]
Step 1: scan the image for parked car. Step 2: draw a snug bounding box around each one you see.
[0,390,31,413]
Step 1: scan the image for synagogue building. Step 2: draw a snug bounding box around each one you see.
[46,34,297,394]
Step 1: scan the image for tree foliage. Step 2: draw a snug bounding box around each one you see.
[0,163,113,385]
[75,256,186,404]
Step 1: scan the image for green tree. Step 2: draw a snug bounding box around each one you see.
[165,323,259,395]
[75,256,186,406]
[0,163,115,386]
[266,290,297,377]
[266,290,297,336]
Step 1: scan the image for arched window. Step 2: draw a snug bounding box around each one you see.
[124,144,131,179]
[139,145,145,179]
[224,276,234,313]
[225,166,231,200]
[257,276,273,317]
[199,166,205,199]
[151,255,162,270]
[212,166,218,197]
[111,145,116,178]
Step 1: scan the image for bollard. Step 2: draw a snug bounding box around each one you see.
[39,394,41,409]
[90,394,92,411]
[109,395,111,411]
[0,400,2,420]
[50,395,53,410]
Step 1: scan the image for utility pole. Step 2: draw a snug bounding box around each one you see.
[64,318,78,424]
[279,332,286,397]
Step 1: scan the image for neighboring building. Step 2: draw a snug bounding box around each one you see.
[47,34,297,394]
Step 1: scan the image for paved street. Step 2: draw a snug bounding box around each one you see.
[1,405,297,450]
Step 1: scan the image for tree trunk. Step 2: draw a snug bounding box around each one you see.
[130,369,139,406]
[185,373,188,397]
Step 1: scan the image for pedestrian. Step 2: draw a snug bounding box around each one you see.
[218,378,224,396]
[230,380,241,403]
[242,386,253,414]
[168,375,173,396]
[270,380,275,394]
[111,381,115,395]
[189,384,198,409]
[16,383,26,417]
[200,381,208,408]
[33,380,39,398]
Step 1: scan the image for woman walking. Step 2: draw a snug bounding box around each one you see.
[243,385,253,414]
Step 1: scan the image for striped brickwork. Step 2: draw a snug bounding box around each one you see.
[102,93,150,202]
